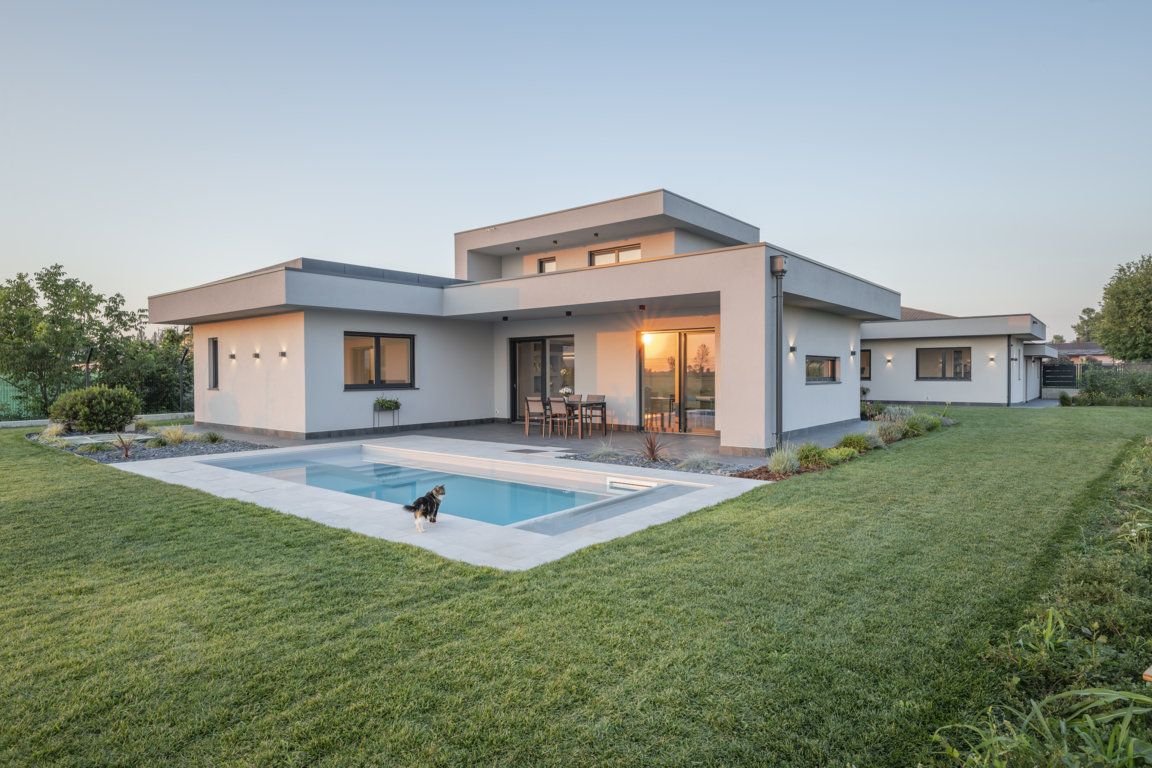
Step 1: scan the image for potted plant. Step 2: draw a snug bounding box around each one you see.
[373,397,401,411]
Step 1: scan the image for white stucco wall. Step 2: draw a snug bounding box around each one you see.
[193,313,307,433]
[501,231,677,278]
[303,311,494,435]
[780,306,863,433]
[861,335,1023,405]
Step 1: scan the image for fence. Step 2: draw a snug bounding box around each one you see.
[0,377,42,420]
[1043,362,1152,395]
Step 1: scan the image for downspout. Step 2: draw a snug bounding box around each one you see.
[1006,335,1012,407]
[770,254,788,449]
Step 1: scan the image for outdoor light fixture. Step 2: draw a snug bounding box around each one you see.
[886,355,893,364]
[850,350,856,357]
[502,316,509,321]
[279,350,287,358]
[989,352,996,362]
[638,304,646,311]
[515,246,520,251]
[252,352,260,359]
[228,353,236,360]
[789,345,797,354]
[769,254,788,277]
[552,239,558,245]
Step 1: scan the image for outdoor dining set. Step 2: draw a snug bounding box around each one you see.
[523,394,609,439]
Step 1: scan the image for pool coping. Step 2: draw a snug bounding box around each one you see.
[112,435,767,570]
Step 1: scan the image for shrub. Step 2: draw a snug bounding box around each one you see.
[822,447,857,465]
[865,433,888,450]
[766,443,800,475]
[38,423,66,439]
[878,404,916,422]
[147,438,167,448]
[1079,365,1152,399]
[837,433,871,453]
[637,433,668,462]
[903,416,929,437]
[133,418,151,432]
[198,431,224,444]
[878,420,906,444]
[675,452,722,473]
[48,386,141,433]
[907,414,941,434]
[796,442,827,469]
[586,439,626,462]
[157,426,190,445]
[1059,391,1073,407]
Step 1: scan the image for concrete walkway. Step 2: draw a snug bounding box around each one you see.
[0,411,193,430]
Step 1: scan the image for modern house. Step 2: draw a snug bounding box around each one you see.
[1051,341,1116,365]
[860,310,1054,406]
[149,190,901,454]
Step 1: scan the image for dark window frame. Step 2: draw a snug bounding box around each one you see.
[538,257,557,274]
[805,355,840,384]
[588,244,642,266]
[207,337,220,390]
[343,332,416,390]
[860,349,872,381]
[915,346,973,381]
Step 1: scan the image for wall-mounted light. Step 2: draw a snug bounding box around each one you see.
[638,304,646,311]
[552,239,558,245]
[850,350,857,357]
[593,232,599,237]
[279,350,287,358]
[502,316,509,322]
[886,355,893,364]
[788,345,797,354]
[515,246,520,251]
[228,353,236,360]
[988,352,996,362]
[252,352,260,359]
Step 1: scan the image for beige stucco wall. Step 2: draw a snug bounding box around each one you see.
[500,231,676,278]
[861,335,1030,405]
[193,313,307,433]
[780,306,863,433]
[303,311,494,435]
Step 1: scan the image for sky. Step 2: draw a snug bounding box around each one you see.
[1,0,1149,339]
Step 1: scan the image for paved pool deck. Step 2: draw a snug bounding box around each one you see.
[114,435,765,570]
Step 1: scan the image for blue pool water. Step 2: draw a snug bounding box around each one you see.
[211,450,611,526]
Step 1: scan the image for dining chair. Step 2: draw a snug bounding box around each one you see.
[584,394,608,437]
[547,397,576,438]
[524,396,547,437]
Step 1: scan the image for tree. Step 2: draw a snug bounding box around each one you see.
[98,327,192,412]
[1096,254,1152,361]
[1072,307,1100,342]
[1051,334,1066,344]
[0,265,142,415]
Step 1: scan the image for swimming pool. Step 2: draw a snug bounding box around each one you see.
[208,446,627,526]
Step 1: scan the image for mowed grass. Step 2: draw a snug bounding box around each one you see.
[3,407,1151,767]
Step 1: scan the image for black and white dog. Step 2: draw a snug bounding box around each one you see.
[403,485,445,533]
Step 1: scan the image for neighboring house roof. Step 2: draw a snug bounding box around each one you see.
[900,306,954,321]
[1051,341,1107,356]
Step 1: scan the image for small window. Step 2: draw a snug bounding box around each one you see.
[860,349,872,381]
[538,257,556,274]
[916,347,972,380]
[589,244,642,266]
[343,333,415,389]
[805,355,840,384]
[207,338,220,389]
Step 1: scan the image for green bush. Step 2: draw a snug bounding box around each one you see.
[146,438,167,448]
[865,433,888,450]
[903,416,928,437]
[821,447,857,465]
[879,404,916,422]
[199,431,224,444]
[878,421,906,444]
[1059,391,1073,407]
[74,442,112,454]
[48,386,141,433]
[915,414,942,432]
[157,426,190,445]
[796,442,827,469]
[766,443,800,475]
[1079,365,1152,399]
[836,433,872,453]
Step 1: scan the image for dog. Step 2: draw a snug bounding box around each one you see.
[403,485,445,533]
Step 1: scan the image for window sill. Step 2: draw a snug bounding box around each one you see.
[344,385,418,391]
[206,387,219,391]
[805,380,841,385]
[914,378,972,382]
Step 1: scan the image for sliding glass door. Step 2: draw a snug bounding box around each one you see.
[511,336,575,420]
[640,329,716,434]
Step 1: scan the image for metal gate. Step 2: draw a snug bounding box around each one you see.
[1041,363,1077,389]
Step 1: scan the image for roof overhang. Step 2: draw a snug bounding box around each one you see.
[861,314,1046,341]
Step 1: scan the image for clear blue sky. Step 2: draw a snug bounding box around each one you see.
[2,0,1149,338]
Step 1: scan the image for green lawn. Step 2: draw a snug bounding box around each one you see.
[3,407,1151,767]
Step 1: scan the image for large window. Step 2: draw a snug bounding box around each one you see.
[343,333,414,389]
[589,244,641,266]
[805,355,840,384]
[916,347,972,380]
[207,337,219,389]
[860,349,872,381]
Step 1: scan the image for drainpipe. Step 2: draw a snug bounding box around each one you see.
[1006,335,1012,407]
[770,254,788,448]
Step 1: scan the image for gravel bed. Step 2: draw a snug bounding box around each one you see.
[28,433,273,463]
[560,452,759,476]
